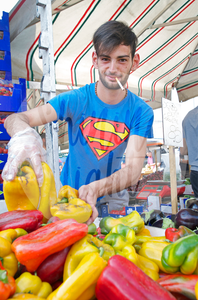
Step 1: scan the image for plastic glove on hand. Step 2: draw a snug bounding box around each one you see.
[2,128,46,186]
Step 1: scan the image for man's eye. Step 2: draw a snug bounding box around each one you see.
[101,57,109,62]
[119,59,127,63]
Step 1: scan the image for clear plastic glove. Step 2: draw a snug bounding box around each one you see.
[2,127,46,187]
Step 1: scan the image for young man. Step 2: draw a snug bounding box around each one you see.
[2,21,154,224]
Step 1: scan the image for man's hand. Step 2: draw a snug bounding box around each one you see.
[2,128,46,187]
[78,183,99,225]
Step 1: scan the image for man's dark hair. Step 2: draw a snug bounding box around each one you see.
[93,20,138,59]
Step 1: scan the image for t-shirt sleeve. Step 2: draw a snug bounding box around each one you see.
[130,103,154,138]
[48,90,81,121]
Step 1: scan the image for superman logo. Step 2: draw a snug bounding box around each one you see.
[79,117,130,160]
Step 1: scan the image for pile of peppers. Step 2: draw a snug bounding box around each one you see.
[2,168,198,300]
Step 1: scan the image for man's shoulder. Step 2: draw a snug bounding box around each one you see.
[128,90,153,112]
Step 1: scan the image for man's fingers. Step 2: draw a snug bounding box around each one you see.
[30,153,44,187]
[87,205,98,225]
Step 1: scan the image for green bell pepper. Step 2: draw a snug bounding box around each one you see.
[161,234,198,274]
[99,211,144,234]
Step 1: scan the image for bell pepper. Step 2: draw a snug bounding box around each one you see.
[15,272,52,298]
[48,252,107,300]
[88,223,97,235]
[3,165,40,211]
[0,236,18,277]
[0,261,16,300]
[50,185,92,223]
[136,227,151,236]
[36,247,70,285]
[157,274,198,300]
[12,218,88,272]
[95,255,176,300]
[116,244,159,281]
[8,295,46,300]
[161,234,198,274]
[63,234,115,280]
[99,211,144,234]
[0,210,43,233]
[139,240,170,273]
[165,226,195,242]
[0,229,27,243]
[38,162,57,223]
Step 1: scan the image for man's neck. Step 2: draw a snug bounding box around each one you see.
[96,81,127,105]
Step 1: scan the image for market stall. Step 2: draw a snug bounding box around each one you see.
[0,1,198,298]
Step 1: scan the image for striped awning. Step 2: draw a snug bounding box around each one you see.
[8,0,198,148]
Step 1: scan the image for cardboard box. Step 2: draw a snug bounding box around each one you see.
[98,204,144,218]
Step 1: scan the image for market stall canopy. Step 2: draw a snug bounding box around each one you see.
[7,0,198,148]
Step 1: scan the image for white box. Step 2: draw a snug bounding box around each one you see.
[147,194,161,211]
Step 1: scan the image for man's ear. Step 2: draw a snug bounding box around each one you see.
[92,51,98,69]
[131,53,140,72]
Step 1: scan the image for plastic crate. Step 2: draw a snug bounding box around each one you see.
[0,51,11,71]
[0,153,8,170]
[0,79,27,112]
[0,183,4,199]
[0,12,10,52]
[0,124,10,140]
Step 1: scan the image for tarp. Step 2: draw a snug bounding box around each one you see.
[7,0,198,148]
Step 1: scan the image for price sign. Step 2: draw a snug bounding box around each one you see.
[162,97,183,147]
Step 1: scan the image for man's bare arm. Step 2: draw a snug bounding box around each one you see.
[4,103,57,137]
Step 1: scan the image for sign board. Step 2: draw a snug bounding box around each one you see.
[162,97,183,147]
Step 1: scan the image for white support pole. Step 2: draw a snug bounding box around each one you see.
[36,0,60,193]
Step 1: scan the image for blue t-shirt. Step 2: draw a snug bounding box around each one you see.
[49,83,154,189]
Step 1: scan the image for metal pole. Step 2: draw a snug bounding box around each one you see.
[36,0,60,193]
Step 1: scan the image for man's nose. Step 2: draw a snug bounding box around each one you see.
[109,60,117,73]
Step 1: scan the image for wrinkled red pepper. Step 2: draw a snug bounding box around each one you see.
[0,262,16,300]
[12,218,88,272]
[95,255,176,300]
[0,210,43,232]
[165,226,195,242]
[157,274,198,300]
[36,246,70,284]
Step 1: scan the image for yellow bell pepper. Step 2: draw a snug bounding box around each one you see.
[38,162,57,223]
[116,244,159,281]
[139,240,170,273]
[15,272,52,298]
[3,165,40,211]
[136,227,151,236]
[50,185,92,223]
[48,252,107,300]
[0,236,18,277]
[8,294,46,300]
[57,185,78,201]
[0,228,27,243]
[63,234,115,280]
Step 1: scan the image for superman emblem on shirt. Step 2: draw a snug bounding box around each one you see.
[79,117,130,160]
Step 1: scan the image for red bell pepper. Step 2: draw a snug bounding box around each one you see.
[157,274,198,300]
[0,210,43,232]
[165,226,195,242]
[95,255,176,300]
[36,246,70,284]
[0,216,41,232]
[12,218,88,272]
[0,262,16,300]
[0,210,43,224]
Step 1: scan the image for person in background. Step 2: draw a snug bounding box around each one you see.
[2,20,154,224]
[179,152,189,180]
[180,106,198,197]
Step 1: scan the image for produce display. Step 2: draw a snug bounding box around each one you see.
[1,162,198,299]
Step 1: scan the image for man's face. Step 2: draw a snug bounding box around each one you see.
[92,44,139,90]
